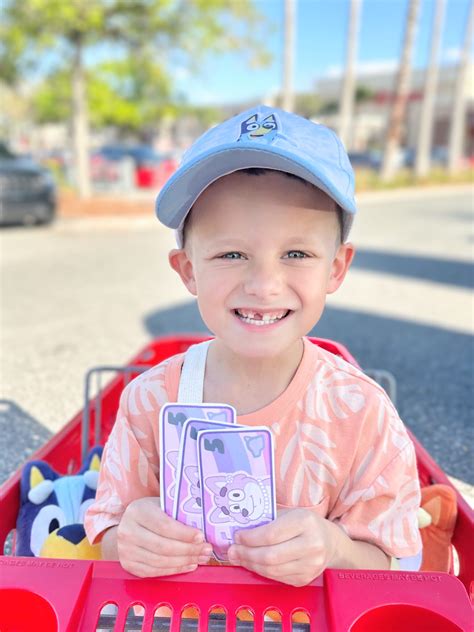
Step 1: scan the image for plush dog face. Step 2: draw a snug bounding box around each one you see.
[15,447,102,559]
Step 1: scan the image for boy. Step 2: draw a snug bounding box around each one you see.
[85,106,421,586]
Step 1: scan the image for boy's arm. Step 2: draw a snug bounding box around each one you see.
[227,508,390,587]
[100,525,119,560]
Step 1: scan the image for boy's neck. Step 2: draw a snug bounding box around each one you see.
[203,338,305,416]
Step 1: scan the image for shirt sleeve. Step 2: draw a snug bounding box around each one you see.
[328,390,422,559]
[84,364,167,545]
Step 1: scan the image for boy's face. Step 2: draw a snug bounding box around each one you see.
[170,171,354,360]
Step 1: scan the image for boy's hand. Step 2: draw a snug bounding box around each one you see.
[116,497,213,577]
[227,508,337,587]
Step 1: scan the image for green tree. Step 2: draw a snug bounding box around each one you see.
[1,0,269,197]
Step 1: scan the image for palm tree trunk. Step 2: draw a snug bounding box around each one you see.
[448,1,474,174]
[281,0,296,111]
[339,0,362,149]
[380,0,421,181]
[414,0,446,178]
[72,36,91,198]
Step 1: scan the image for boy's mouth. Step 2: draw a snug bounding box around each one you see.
[233,308,291,326]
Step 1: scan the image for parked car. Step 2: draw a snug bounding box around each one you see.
[90,144,178,189]
[348,151,382,171]
[0,143,57,226]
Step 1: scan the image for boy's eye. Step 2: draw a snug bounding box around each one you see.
[220,252,244,260]
[285,250,308,259]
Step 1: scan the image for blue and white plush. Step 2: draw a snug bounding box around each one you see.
[16,446,102,559]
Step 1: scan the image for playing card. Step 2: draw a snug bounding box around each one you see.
[173,418,242,528]
[197,427,276,560]
[159,403,236,515]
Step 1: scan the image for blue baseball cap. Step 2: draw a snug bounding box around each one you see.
[155,105,357,244]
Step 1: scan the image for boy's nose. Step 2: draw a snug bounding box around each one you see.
[243,261,282,298]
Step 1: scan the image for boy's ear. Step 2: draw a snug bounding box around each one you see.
[169,248,197,296]
[327,242,355,294]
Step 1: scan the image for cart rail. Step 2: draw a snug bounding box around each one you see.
[1,560,471,632]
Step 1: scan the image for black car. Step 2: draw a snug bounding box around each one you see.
[0,143,57,226]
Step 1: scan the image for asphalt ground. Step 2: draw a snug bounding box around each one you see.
[1,186,473,501]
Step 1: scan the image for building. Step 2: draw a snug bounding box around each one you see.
[313,62,474,155]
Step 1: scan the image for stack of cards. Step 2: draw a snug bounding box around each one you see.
[159,403,276,560]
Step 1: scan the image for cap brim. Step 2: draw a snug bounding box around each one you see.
[156,143,357,232]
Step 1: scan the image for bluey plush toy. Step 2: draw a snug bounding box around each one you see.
[15,446,102,559]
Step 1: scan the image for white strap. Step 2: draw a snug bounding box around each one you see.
[177,340,212,403]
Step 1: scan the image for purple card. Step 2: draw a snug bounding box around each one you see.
[173,418,242,527]
[159,403,236,515]
[197,427,276,560]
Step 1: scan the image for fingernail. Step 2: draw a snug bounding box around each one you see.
[202,545,213,556]
[193,533,204,544]
[198,555,211,565]
[234,532,241,544]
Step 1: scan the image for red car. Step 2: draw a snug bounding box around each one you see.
[91,145,178,189]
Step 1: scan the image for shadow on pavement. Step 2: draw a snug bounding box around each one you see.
[144,300,473,484]
[0,400,53,485]
[353,249,473,289]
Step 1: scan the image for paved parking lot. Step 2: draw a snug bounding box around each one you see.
[1,186,473,504]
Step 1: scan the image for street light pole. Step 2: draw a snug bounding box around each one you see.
[339,0,362,150]
[380,0,421,182]
[282,0,296,112]
[448,1,474,174]
[415,0,446,178]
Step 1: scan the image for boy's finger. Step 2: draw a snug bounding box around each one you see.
[131,526,210,557]
[132,542,211,568]
[124,560,198,578]
[228,538,302,567]
[234,511,303,547]
[138,510,204,544]
[237,560,314,586]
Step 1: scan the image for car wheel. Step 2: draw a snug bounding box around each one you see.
[36,205,56,226]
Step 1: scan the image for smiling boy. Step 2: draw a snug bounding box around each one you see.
[85,106,421,585]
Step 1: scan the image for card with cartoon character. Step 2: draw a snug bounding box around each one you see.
[173,418,242,528]
[159,403,236,515]
[196,427,276,560]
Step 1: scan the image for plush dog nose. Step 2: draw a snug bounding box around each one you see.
[57,524,86,545]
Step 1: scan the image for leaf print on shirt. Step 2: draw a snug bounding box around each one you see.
[124,362,169,416]
[104,409,152,489]
[368,478,420,550]
[300,361,365,422]
[338,447,377,506]
[375,393,415,462]
[280,421,338,505]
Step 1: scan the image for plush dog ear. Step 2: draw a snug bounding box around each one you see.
[79,446,103,474]
[20,461,58,505]
[81,446,103,490]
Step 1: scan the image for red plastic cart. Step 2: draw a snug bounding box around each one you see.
[1,335,473,631]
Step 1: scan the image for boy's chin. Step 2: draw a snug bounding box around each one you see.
[219,337,303,360]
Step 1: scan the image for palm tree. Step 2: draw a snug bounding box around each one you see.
[448,1,474,173]
[338,0,362,149]
[380,0,421,181]
[415,0,446,178]
[282,0,296,111]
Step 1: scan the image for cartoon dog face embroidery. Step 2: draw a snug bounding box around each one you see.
[204,472,271,526]
[238,113,278,143]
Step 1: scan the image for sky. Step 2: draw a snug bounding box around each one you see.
[173,0,473,106]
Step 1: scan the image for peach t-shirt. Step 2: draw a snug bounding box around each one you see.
[85,337,421,558]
